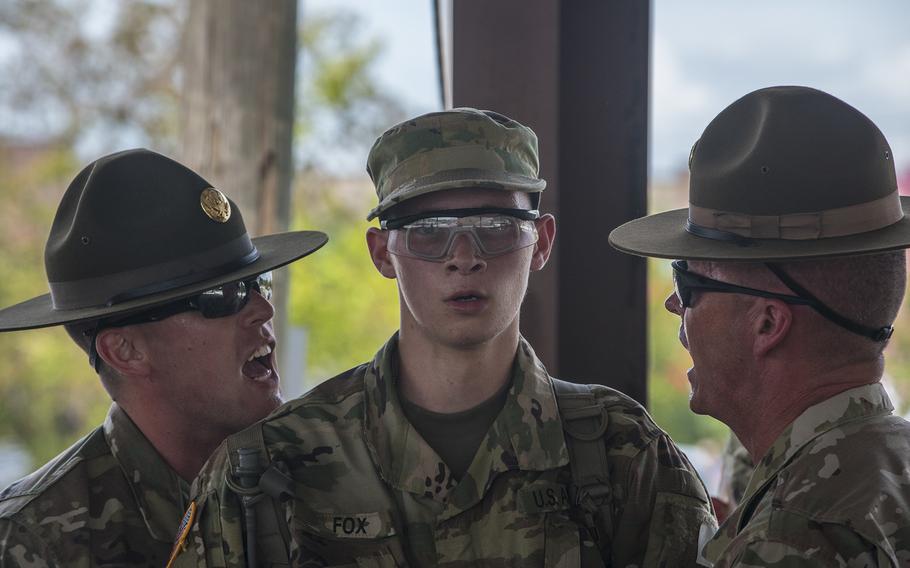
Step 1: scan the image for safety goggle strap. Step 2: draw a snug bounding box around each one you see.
[381,207,539,229]
[765,263,893,342]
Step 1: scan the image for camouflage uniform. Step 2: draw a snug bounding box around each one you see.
[0,404,189,567]
[701,383,910,567]
[718,434,753,509]
[180,335,715,567]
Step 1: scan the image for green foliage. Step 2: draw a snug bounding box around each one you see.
[0,3,405,469]
[0,146,110,467]
[0,0,181,149]
[288,173,399,385]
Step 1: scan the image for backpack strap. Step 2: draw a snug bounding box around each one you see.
[551,378,614,560]
[226,422,293,568]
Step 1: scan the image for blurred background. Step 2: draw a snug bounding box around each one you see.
[1,0,908,497]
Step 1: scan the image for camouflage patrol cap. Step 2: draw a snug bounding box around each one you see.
[365,108,547,221]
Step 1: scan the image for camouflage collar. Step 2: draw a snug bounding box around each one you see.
[363,334,569,519]
[703,382,894,562]
[103,404,191,542]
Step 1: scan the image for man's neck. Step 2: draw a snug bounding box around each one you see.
[732,358,884,462]
[119,396,227,481]
[397,325,519,414]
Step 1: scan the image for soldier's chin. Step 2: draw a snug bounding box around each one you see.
[686,368,708,415]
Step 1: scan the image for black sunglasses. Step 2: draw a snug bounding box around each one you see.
[671,261,893,342]
[87,272,273,371]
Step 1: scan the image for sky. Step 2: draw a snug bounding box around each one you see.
[306,0,910,182]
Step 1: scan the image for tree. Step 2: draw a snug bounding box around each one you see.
[179,0,299,351]
[0,0,406,468]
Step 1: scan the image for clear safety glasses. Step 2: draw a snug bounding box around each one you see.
[381,207,541,262]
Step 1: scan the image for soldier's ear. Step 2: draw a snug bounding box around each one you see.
[751,299,793,357]
[366,228,397,279]
[530,214,556,271]
[96,328,150,377]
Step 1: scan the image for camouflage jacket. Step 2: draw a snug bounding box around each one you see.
[701,383,910,567]
[177,335,715,567]
[0,404,190,567]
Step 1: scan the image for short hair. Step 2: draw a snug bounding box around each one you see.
[63,321,121,396]
[712,250,907,358]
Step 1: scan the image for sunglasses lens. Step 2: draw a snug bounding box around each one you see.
[254,272,273,301]
[196,280,247,317]
[672,262,691,308]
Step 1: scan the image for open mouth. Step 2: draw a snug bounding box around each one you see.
[242,343,275,382]
[447,290,485,302]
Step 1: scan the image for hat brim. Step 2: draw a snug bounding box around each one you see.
[0,230,328,331]
[609,196,910,262]
[367,168,546,220]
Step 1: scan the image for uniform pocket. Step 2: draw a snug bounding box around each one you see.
[289,508,407,567]
[544,511,582,568]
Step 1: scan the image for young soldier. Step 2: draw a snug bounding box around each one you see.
[178,109,715,567]
[611,86,910,565]
[0,149,326,567]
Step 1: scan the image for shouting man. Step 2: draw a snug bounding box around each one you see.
[0,149,326,566]
[611,86,910,565]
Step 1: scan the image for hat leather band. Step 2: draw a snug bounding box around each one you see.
[49,234,259,310]
[688,189,903,241]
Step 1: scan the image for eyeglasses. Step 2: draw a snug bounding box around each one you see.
[671,260,893,342]
[671,261,811,309]
[87,272,273,370]
[381,207,540,262]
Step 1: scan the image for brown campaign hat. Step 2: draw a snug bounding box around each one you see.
[609,86,910,261]
[0,148,327,331]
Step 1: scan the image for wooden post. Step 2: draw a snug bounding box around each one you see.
[453,0,650,403]
[179,0,298,387]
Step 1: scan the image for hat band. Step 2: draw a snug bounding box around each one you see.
[687,189,903,240]
[49,234,258,310]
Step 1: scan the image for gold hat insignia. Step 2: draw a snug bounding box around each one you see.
[200,188,231,223]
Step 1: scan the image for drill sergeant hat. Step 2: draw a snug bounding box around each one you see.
[0,148,327,331]
[366,107,546,221]
[609,86,910,261]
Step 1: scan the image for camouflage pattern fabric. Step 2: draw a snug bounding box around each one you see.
[701,383,910,567]
[0,404,190,567]
[176,334,716,567]
[365,108,547,220]
[718,434,754,509]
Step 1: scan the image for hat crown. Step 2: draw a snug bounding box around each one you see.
[365,108,544,219]
[689,86,896,215]
[45,149,256,309]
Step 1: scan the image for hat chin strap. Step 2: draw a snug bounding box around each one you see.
[764,263,894,342]
[687,189,903,241]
